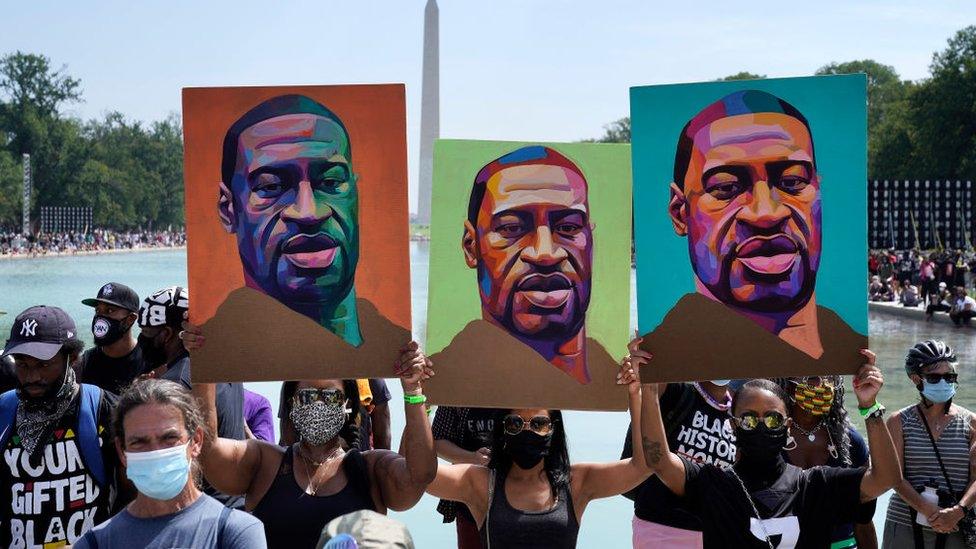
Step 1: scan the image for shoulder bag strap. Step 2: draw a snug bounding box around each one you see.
[216,505,231,548]
[917,406,960,500]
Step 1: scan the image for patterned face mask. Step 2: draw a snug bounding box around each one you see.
[793,381,835,416]
[289,399,348,446]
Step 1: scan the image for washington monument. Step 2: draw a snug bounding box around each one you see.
[417,0,438,225]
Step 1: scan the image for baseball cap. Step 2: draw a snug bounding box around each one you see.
[82,282,141,313]
[138,286,189,328]
[316,510,414,549]
[3,306,78,360]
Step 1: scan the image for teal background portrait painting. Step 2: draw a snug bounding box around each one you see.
[631,75,868,382]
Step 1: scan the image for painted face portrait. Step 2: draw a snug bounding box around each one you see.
[671,95,822,315]
[463,148,593,348]
[219,95,360,312]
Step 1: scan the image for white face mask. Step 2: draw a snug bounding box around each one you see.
[710,379,731,387]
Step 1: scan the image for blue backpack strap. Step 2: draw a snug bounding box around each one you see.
[77,384,107,487]
[0,389,19,452]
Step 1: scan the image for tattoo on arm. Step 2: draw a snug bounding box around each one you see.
[642,437,663,465]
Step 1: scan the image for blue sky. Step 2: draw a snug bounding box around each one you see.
[3,0,972,213]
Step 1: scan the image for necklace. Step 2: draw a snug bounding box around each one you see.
[298,445,344,496]
[792,421,823,442]
[790,421,839,459]
[727,467,774,549]
[694,382,732,411]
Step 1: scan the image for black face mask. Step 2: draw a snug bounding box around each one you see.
[735,424,788,465]
[505,430,552,469]
[138,332,169,367]
[92,315,132,347]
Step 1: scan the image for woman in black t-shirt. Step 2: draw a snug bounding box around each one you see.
[632,337,900,549]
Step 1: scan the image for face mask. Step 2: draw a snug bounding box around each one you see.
[505,430,552,469]
[711,379,731,387]
[735,425,788,464]
[793,382,835,416]
[921,379,956,404]
[138,332,169,367]
[289,400,347,445]
[125,442,191,500]
[92,315,131,347]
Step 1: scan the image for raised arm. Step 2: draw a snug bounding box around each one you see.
[853,350,900,502]
[191,382,271,496]
[632,338,687,497]
[573,351,651,505]
[181,317,278,498]
[369,342,438,511]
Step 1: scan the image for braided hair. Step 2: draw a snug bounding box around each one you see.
[773,376,854,466]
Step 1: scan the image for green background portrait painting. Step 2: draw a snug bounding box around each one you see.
[424,140,632,410]
[631,75,868,383]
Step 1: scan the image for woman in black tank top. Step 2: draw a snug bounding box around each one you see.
[426,358,655,548]
[188,340,437,549]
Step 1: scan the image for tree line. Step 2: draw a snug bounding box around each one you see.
[2,25,974,230]
[586,26,976,184]
[0,52,183,229]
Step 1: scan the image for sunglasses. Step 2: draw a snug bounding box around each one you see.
[293,388,346,407]
[735,411,787,431]
[923,373,958,384]
[789,376,834,389]
[503,414,554,436]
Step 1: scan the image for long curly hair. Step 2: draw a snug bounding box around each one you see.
[773,376,853,466]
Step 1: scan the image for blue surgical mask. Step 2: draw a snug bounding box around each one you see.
[125,442,191,500]
[921,379,957,404]
[711,379,731,387]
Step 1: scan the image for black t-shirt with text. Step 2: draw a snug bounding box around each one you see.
[621,382,736,530]
[0,388,120,548]
[681,457,866,549]
[76,345,147,396]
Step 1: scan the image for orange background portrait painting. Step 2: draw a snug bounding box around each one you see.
[183,84,411,382]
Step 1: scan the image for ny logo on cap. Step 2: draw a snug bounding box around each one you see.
[102,284,114,297]
[20,319,37,338]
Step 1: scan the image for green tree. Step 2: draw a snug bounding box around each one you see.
[584,117,631,143]
[718,71,766,81]
[0,51,82,157]
[908,25,976,179]
[816,59,912,177]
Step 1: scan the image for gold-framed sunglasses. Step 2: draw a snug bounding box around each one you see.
[734,411,787,431]
[293,388,346,407]
[502,414,554,436]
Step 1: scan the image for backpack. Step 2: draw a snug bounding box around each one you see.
[0,384,107,487]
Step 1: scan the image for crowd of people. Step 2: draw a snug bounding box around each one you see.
[0,227,186,257]
[869,249,976,326]
[0,280,973,548]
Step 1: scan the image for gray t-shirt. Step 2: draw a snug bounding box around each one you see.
[74,493,266,549]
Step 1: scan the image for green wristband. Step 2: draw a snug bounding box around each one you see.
[404,393,427,405]
[858,402,882,417]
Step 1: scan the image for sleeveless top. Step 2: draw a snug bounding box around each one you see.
[480,469,580,549]
[252,447,376,548]
[886,405,972,527]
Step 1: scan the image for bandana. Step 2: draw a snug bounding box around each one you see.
[16,363,78,457]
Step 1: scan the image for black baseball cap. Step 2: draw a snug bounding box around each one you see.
[82,282,141,313]
[2,306,78,360]
[139,286,189,328]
